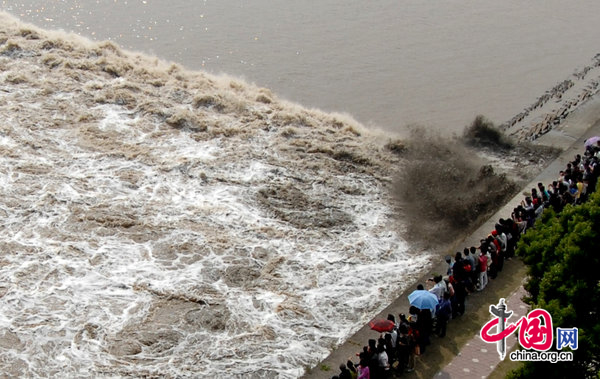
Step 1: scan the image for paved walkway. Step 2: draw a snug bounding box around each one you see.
[436,285,529,378]
[436,97,600,378]
[304,96,600,379]
[435,97,600,378]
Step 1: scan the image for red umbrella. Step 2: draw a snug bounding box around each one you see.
[368,319,395,333]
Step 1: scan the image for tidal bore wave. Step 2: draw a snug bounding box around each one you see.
[0,12,429,378]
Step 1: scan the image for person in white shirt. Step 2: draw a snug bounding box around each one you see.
[428,275,446,301]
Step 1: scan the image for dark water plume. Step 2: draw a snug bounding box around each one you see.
[393,126,519,246]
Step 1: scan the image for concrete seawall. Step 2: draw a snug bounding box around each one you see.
[303,96,600,378]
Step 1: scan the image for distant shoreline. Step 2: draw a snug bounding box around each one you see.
[502,53,600,142]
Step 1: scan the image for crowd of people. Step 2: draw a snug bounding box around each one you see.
[328,140,600,379]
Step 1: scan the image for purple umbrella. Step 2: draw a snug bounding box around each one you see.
[584,136,600,147]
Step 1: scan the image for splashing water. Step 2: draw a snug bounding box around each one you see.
[0,13,431,377]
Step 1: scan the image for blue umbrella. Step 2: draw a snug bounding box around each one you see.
[408,290,439,312]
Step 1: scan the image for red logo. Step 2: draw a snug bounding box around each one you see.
[480,298,553,359]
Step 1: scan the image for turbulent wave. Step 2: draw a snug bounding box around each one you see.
[0,12,430,378]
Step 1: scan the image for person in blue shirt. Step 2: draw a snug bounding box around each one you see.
[435,292,452,338]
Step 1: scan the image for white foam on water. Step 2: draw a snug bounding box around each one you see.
[0,19,433,377]
[0,101,429,377]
